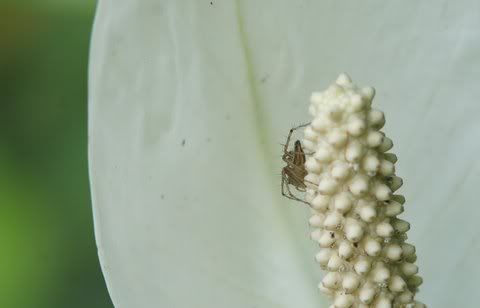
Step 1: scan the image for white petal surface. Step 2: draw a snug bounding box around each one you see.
[89,1,321,308]
[89,1,480,307]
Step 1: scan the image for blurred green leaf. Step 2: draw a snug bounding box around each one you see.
[0,2,111,307]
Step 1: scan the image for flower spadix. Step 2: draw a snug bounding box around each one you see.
[304,74,425,308]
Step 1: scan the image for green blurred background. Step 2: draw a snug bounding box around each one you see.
[0,1,112,307]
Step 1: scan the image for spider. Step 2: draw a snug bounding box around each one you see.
[281,122,312,205]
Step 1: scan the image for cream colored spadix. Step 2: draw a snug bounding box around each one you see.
[304,74,425,307]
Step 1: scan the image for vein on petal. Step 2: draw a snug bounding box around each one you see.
[234,2,322,303]
[234,0,272,160]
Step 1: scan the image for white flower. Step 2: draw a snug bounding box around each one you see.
[89,1,480,307]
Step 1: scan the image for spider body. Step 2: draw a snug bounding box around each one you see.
[281,123,311,205]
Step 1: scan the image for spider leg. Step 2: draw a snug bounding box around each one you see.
[285,181,310,206]
[281,170,288,197]
[291,122,311,131]
[286,163,317,188]
[281,169,310,206]
[284,128,295,154]
[283,122,311,153]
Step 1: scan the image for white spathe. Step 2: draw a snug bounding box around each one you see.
[89,1,480,308]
